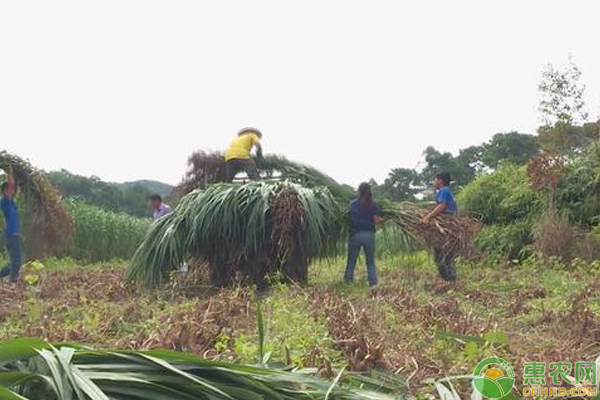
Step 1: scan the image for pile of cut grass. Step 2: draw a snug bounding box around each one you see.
[380,201,480,258]
[177,151,354,201]
[0,338,399,400]
[0,151,73,257]
[127,181,344,288]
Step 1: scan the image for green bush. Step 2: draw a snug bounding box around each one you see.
[557,144,600,226]
[593,225,600,240]
[458,164,545,224]
[474,220,533,261]
[60,200,150,262]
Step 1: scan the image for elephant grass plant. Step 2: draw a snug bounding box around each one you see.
[0,338,401,400]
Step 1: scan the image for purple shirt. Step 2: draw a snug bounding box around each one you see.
[153,203,172,221]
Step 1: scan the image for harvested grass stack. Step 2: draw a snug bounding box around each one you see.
[177,151,354,200]
[0,151,73,257]
[380,201,480,258]
[127,181,343,288]
[177,150,227,194]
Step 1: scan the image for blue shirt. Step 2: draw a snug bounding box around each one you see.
[1,196,19,236]
[435,186,457,216]
[349,199,381,236]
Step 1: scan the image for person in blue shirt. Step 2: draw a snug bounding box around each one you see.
[344,182,383,287]
[422,172,457,281]
[0,166,22,283]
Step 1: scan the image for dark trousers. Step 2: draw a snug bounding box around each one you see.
[434,248,456,282]
[344,231,378,286]
[225,159,260,182]
[0,235,22,283]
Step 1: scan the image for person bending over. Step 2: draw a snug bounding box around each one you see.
[224,128,263,182]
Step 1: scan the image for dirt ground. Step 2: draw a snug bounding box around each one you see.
[1,256,599,398]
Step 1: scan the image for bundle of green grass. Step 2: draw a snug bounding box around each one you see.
[0,151,73,257]
[127,181,343,288]
[0,338,400,400]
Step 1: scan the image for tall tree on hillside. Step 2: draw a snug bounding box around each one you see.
[538,121,599,155]
[420,146,481,188]
[537,57,592,155]
[538,57,588,126]
[457,145,485,177]
[482,132,540,169]
[382,168,419,201]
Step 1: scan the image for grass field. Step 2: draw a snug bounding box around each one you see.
[2,254,599,398]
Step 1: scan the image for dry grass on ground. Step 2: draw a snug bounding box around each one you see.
[1,255,599,397]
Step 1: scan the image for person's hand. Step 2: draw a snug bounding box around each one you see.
[421,215,431,224]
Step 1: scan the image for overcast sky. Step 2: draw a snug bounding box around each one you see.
[1,1,599,187]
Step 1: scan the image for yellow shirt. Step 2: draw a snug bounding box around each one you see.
[225,133,260,161]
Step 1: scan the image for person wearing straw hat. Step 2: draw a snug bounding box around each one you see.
[422,172,457,281]
[0,166,22,284]
[224,128,263,182]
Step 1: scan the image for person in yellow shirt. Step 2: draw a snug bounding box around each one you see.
[225,128,263,182]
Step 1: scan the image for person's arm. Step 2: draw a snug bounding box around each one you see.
[255,142,263,159]
[422,202,447,224]
[252,135,263,159]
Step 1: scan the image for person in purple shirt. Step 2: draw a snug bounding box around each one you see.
[149,194,172,221]
[0,166,22,283]
[344,182,384,288]
[422,172,458,282]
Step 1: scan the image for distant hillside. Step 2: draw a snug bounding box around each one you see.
[118,180,173,198]
[47,170,174,218]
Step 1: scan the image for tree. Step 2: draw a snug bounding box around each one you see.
[482,132,540,169]
[420,146,480,188]
[381,168,418,201]
[456,145,485,178]
[538,57,588,126]
[537,57,593,155]
[538,121,599,155]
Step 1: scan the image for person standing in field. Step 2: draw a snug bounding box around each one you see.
[149,194,172,221]
[0,166,22,284]
[344,182,384,288]
[224,128,263,182]
[422,172,458,282]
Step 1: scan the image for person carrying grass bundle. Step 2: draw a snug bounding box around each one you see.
[0,166,22,283]
[422,172,458,282]
[344,182,384,288]
[224,128,263,182]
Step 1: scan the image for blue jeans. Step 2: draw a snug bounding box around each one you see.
[344,231,378,286]
[0,235,22,283]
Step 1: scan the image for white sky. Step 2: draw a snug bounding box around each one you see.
[1,1,599,187]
